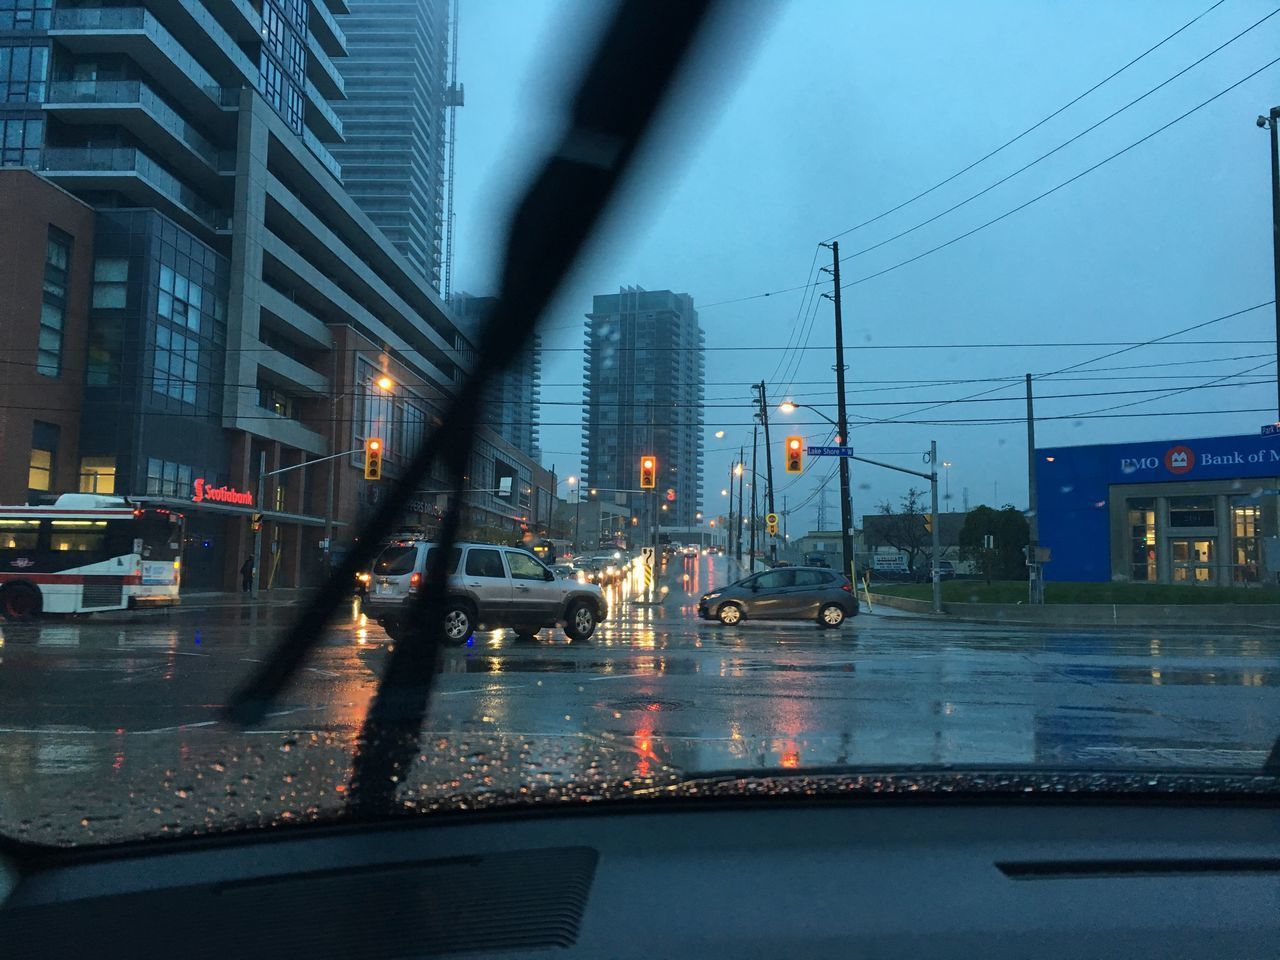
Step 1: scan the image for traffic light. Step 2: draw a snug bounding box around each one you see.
[924,513,933,534]
[364,437,383,480]
[766,512,779,536]
[785,436,803,474]
[666,488,676,502]
[640,455,657,489]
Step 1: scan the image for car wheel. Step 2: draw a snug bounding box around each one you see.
[563,600,597,641]
[441,603,474,646]
[818,603,845,628]
[0,584,41,622]
[717,602,742,626]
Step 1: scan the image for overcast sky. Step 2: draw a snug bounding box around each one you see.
[449,0,1279,531]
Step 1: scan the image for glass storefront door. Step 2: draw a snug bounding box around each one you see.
[1170,538,1215,583]
[1230,499,1260,583]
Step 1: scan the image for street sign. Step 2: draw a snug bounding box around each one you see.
[640,546,655,568]
[766,512,778,525]
[1263,423,1280,436]
[807,445,854,457]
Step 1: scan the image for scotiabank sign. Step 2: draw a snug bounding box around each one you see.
[192,477,254,506]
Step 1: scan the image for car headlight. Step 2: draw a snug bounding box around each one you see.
[357,573,371,583]
[703,592,720,601]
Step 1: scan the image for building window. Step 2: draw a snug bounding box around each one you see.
[28,421,58,492]
[91,258,128,308]
[257,379,298,419]
[37,227,70,377]
[1170,538,1215,583]
[1126,497,1156,582]
[78,457,116,494]
[262,2,286,58]
[286,31,305,79]
[27,448,52,492]
[153,325,198,404]
[0,116,41,166]
[0,0,53,31]
[0,42,48,101]
[146,458,194,499]
[1168,496,1215,528]
[284,80,304,132]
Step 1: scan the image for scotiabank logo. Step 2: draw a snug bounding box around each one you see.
[192,477,254,506]
[1164,445,1195,475]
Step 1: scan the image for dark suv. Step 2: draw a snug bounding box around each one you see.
[363,540,608,644]
[698,565,858,628]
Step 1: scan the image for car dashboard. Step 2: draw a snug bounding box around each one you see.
[2,795,1278,959]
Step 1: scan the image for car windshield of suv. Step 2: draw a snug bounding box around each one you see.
[2,1,1280,849]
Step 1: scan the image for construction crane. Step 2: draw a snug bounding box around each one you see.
[442,0,463,299]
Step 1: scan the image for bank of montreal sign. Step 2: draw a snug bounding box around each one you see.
[1109,434,1280,484]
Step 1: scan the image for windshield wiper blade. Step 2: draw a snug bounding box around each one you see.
[224,0,730,817]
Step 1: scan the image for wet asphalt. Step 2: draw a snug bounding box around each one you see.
[2,552,1279,844]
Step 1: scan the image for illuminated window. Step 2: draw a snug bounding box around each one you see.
[78,457,116,494]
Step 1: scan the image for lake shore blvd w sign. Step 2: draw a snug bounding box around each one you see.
[807,445,854,457]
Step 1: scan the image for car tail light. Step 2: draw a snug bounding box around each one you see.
[840,581,852,592]
[409,572,422,592]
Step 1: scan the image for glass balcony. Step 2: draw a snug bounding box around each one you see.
[306,32,345,99]
[44,81,233,172]
[308,0,347,57]
[40,147,227,231]
[304,78,344,142]
[303,126,342,182]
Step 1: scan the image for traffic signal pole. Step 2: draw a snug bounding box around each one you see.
[755,381,778,566]
[750,425,758,573]
[826,241,855,586]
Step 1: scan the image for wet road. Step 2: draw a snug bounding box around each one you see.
[2,553,1278,844]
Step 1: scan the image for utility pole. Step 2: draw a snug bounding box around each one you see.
[749,425,759,573]
[1262,107,1280,418]
[754,381,777,566]
[735,445,744,567]
[824,241,855,585]
[726,457,735,561]
[929,440,941,615]
[782,494,789,553]
[1026,373,1043,604]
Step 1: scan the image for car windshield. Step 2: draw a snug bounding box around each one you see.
[2,1,1280,849]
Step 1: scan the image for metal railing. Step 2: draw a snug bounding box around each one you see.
[40,147,227,229]
[44,80,233,171]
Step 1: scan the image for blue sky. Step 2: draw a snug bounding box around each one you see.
[450,0,1279,529]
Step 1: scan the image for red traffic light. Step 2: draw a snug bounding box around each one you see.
[784,436,804,474]
[639,455,657,489]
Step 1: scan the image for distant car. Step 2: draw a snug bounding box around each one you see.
[803,553,830,568]
[363,540,607,644]
[549,563,581,581]
[698,566,858,628]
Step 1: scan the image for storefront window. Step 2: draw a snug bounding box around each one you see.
[1231,498,1260,583]
[1168,496,1215,528]
[1171,538,1215,583]
[1126,497,1156,581]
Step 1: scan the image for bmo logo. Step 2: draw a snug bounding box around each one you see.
[1164,445,1195,475]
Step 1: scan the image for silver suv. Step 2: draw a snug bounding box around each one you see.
[363,540,608,644]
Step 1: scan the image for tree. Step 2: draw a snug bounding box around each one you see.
[869,487,931,572]
[958,505,1029,581]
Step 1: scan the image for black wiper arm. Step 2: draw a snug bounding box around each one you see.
[224,0,731,815]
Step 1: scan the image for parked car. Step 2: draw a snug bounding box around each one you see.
[803,552,830,568]
[698,566,858,628]
[363,540,607,644]
[549,562,581,581]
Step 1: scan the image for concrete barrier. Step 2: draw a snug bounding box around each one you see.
[868,592,1280,628]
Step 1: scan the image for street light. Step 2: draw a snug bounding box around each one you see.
[714,430,725,438]
[942,461,952,502]
[779,400,837,430]
[376,375,394,391]
[566,476,580,549]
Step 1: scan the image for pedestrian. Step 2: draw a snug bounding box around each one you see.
[240,556,254,593]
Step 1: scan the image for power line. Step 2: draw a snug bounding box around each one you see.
[837,5,1280,267]
[839,53,1280,291]
[821,0,1230,243]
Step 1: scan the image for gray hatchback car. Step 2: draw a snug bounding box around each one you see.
[697,566,858,628]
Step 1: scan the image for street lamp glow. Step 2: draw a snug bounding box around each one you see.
[714,430,725,438]
[376,375,394,391]
[720,488,728,496]
[733,463,743,476]
[778,401,797,414]
[566,476,577,485]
